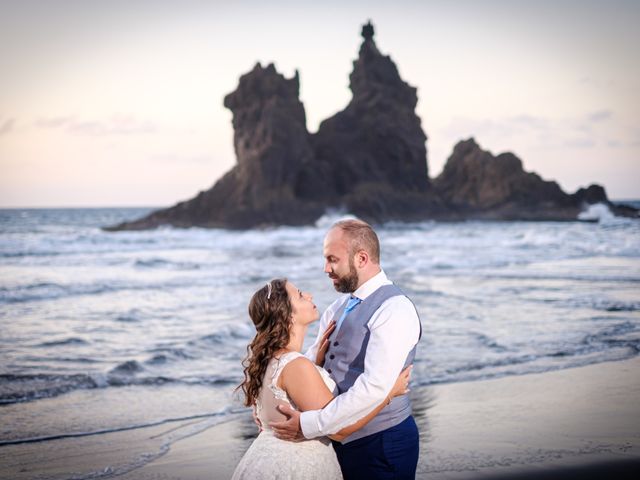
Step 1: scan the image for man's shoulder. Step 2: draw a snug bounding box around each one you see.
[371,293,421,338]
[377,287,420,318]
[381,291,417,308]
[373,283,414,304]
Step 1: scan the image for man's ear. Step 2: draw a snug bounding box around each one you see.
[355,250,369,268]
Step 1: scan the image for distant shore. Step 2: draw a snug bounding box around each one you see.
[124,357,640,480]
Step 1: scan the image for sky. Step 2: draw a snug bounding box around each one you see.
[1,0,639,207]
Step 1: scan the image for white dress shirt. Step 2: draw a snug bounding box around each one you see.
[301,270,421,439]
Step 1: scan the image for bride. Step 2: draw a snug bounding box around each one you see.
[232,278,411,480]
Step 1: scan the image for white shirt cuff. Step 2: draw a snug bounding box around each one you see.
[300,410,322,439]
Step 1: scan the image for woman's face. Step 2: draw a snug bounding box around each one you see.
[285,281,319,325]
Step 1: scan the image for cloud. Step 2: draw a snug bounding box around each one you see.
[35,114,158,136]
[577,76,615,90]
[606,138,640,148]
[563,138,596,149]
[441,109,626,151]
[509,115,552,130]
[36,116,73,128]
[0,118,16,136]
[587,110,613,123]
[441,114,551,141]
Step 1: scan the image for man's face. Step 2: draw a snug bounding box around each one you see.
[323,228,359,293]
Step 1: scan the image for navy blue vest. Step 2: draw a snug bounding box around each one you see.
[323,284,421,443]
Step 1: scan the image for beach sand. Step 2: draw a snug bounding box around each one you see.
[3,358,639,479]
[414,356,640,479]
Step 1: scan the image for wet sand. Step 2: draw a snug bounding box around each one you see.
[2,358,639,479]
[413,357,640,479]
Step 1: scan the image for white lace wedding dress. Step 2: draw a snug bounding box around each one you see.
[232,351,343,479]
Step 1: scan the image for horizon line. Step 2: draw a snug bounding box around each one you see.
[2,199,640,210]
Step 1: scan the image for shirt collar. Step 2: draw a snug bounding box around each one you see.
[353,269,389,301]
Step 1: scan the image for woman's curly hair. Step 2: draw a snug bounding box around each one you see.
[238,278,292,407]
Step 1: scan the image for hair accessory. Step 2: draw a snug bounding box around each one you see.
[266,281,273,300]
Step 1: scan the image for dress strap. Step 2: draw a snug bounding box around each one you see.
[267,351,305,406]
[271,351,305,383]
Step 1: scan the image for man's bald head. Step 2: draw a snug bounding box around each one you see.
[330,219,380,264]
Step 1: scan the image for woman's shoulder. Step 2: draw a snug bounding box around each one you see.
[279,353,318,378]
[274,350,305,364]
[279,354,330,400]
[272,351,307,377]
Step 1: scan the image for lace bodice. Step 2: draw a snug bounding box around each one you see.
[255,351,337,429]
[233,351,343,479]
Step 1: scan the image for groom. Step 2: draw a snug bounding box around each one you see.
[271,219,422,479]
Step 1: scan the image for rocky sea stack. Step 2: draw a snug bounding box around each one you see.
[105,22,636,231]
[433,138,634,220]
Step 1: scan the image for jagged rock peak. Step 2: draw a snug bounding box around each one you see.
[349,21,418,108]
[224,63,300,111]
[452,137,479,155]
[223,62,310,176]
[358,20,382,57]
[310,20,431,202]
[361,20,375,40]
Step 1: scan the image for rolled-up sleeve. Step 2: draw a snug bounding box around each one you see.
[300,295,420,438]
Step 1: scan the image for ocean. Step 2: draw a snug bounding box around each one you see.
[1,206,639,477]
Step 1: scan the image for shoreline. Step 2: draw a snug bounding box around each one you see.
[2,357,639,479]
[124,357,640,479]
[415,356,640,479]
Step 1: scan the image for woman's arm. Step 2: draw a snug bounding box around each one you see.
[279,358,411,441]
[315,320,336,366]
[279,357,335,410]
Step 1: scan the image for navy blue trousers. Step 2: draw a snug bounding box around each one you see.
[332,415,419,480]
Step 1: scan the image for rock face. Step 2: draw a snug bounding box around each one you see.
[106,21,444,231]
[433,138,633,220]
[105,22,636,231]
[434,138,577,220]
[107,64,325,229]
[309,22,443,221]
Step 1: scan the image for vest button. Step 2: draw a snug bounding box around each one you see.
[329,354,335,360]
[333,341,339,346]
[327,368,332,374]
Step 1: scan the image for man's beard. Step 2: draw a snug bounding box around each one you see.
[332,258,359,293]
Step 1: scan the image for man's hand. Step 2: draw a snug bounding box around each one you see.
[270,404,305,442]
